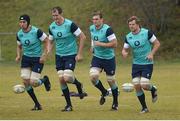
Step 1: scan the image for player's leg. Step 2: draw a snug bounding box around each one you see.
[30,61,51,91]
[132,64,148,113]
[21,68,42,110]
[104,57,118,110]
[140,64,157,103]
[63,55,84,99]
[56,55,72,111]
[107,76,118,110]
[89,56,108,105]
[20,56,42,110]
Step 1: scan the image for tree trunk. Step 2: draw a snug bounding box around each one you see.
[176,0,180,5]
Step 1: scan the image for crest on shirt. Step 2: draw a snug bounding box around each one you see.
[57,32,62,37]
[24,39,30,46]
[134,40,140,46]
[52,26,55,29]
[19,34,23,38]
[94,36,98,41]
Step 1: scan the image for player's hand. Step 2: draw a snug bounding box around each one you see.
[39,55,47,63]
[90,47,94,53]
[75,54,83,62]
[122,49,128,58]
[15,56,21,63]
[146,53,154,61]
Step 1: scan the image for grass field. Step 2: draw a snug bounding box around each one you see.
[0,62,180,120]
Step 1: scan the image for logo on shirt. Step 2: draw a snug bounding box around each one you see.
[134,41,140,46]
[57,32,62,37]
[94,36,98,41]
[129,36,132,39]
[24,40,30,46]
[19,34,23,38]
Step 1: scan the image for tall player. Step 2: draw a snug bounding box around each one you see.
[48,6,86,112]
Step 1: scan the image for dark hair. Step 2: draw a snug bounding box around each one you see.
[92,10,103,18]
[127,16,141,25]
[19,14,30,26]
[52,6,63,14]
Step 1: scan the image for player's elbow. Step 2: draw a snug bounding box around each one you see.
[114,42,117,48]
[111,40,117,48]
[155,39,160,48]
[80,32,86,41]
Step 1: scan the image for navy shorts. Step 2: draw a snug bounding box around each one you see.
[91,56,116,76]
[55,54,76,71]
[132,64,153,79]
[21,55,44,73]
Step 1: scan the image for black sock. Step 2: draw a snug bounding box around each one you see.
[112,88,118,105]
[95,80,107,95]
[62,87,72,106]
[73,78,82,94]
[27,88,40,106]
[150,86,156,95]
[137,93,147,109]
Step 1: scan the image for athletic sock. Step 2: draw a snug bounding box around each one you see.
[112,87,118,105]
[62,87,72,106]
[136,91,147,109]
[26,86,40,106]
[150,85,156,92]
[95,80,107,95]
[73,78,83,94]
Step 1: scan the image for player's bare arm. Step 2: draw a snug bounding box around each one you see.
[147,39,160,61]
[94,39,117,48]
[15,45,22,63]
[76,32,86,61]
[40,37,49,63]
[122,47,129,59]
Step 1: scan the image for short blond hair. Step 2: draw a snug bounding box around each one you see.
[127,16,141,25]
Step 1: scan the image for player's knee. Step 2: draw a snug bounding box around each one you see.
[29,80,38,87]
[107,75,116,86]
[23,80,30,86]
[132,77,140,85]
[107,75,115,81]
[140,77,150,89]
[30,72,41,87]
[57,70,64,78]
[21,68,31,80]
[63,69,74,83]
[89,67,100,81]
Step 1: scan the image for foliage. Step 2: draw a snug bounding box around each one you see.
[0,0,179,62]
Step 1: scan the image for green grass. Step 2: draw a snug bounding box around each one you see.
[0,62,180,119]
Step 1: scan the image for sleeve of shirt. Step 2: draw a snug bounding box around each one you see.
[106,28,117,41]
[16,34,21,45]
[37,29,47,41]
[48,28,54,41]
[123,36,129,49]
[148,30,157,43]
[71,22,82,36]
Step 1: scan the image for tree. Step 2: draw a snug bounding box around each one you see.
[132,0,174,33]
[176,0,180,5]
